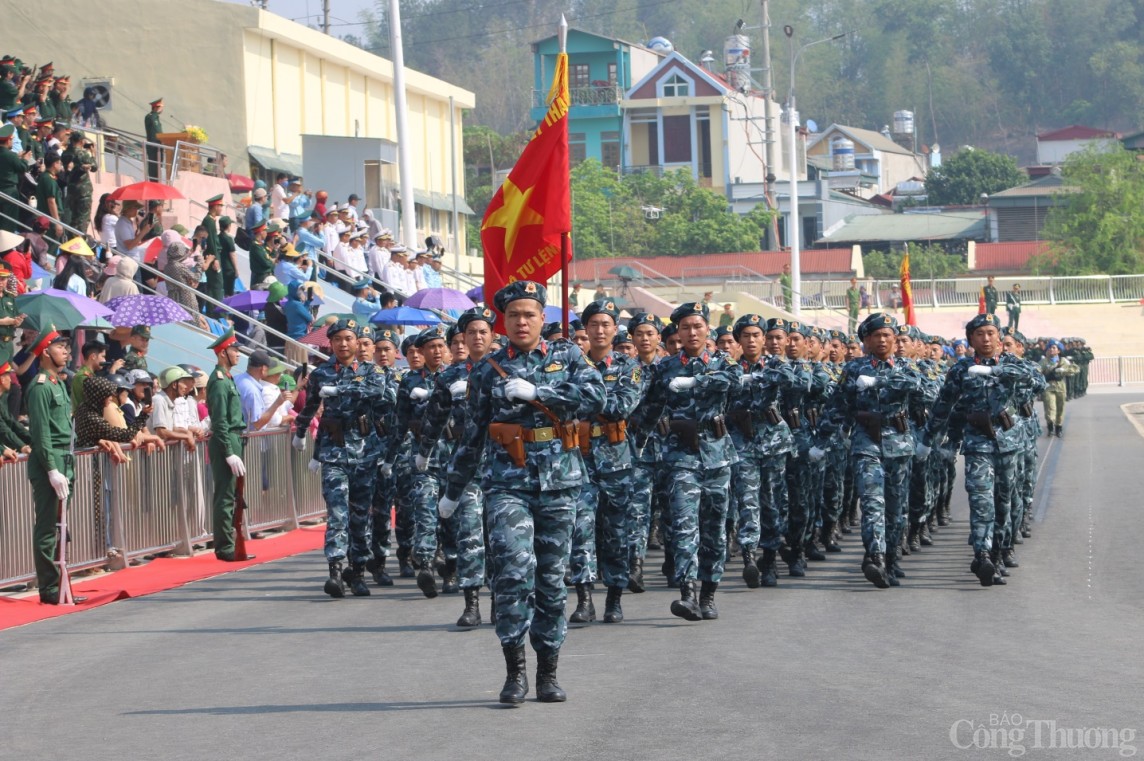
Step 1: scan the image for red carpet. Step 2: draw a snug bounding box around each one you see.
[0,526,325,631]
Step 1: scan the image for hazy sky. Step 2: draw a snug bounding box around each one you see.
[225,0,377,33]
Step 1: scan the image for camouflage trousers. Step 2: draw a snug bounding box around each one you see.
[410,469,442,566]
[393,462,416,552]
[597,468,633,588]
[908,452,937,525]
[853,453,910,555]
[322,461,377,564]
[667,465,731,584]
[964,450,1017,553]
[823,446,848,523]
[444,480,485,588]
[785,453,813,549]
[570,478,599,585]
[731,455,787,551]
[628,460,672,560]
[1006,441,1037,550]
[807,456,827,541]
[486,486,577,655]
[370,467,396,559]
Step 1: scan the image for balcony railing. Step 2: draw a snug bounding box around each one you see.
[534,83,623,109]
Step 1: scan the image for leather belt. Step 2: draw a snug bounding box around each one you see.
[521,426,556,443]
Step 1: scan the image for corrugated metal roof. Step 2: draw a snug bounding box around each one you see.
[809,125,915,157]
[568,249,854,281]
[1037,125,1119,141]
[975,241,1050,272]
[820,211,986,243]
[989,173,1076,199]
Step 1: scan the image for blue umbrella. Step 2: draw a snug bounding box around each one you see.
[369,306,441,326]
[31,261,53,281]
[544,305,577,323]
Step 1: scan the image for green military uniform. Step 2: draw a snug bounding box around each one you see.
[34,169,63,224]
[0,288,18,364]
[846,285,861,333]
[26,339,73,602]
[0,74,17,112]
[47,91,72,125]
[206,331,246,556]
[121,348,148,372]
[70,365,93,412]
[0,126,29,233]
[0,379,31,451]
[219,226,238,297]
[248,239,274,288]
[144,107,162,182]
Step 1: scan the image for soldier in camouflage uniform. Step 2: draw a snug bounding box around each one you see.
[727,314,798,588]
[63,135,94,233]
[395,323,452,598]
[802,326,835,562]
[439,281,605,705]
[920,313,1038,587]
[625,312,662,593]
[360,326,398,587]
[121,326,151,373]
[820,329,851,553]
[821,313,922,588]
[419,307,496,627]
[635,302,739,621]
[292,318,389,598]
[391,336,423,577]
[903,327,943,554]
[567,299,644,625]
[1002,329,1046,554]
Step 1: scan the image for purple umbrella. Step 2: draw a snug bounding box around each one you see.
[404,287,475,311]
[465,285,484,301]
[224,290,271,312]
[105,294,192,327]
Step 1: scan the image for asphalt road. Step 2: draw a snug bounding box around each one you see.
[3,392,1142,761]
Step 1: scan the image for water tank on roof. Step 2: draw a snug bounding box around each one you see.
[893,110,914,135]
[648,37,674,53]
[724,34,751,92]
[831,137,855,171]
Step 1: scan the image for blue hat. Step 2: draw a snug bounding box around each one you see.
[445,323,460,344]
[808,326,826,342]
[374,327,399,346]
[612,327,631,346]
[628,313,661,334]
[732,313,764,341]
[457,306,496,333]
[764,317,789,334]
[965,312,1000,338]
[542,322,563,340]
[828,329,846,342]
[714,325,734,339]
[788,320,811,338]
[356,323,375,340]
[661,323,678,340]
[326,317,360,339]
[670,302,706,325]
[413,323,448,348]
[581,298,620,324]
[3,107,21,120]
[493,280,546,313]
[570,318,584,333]
[400,335,417,356]
[858,312,898,340]
[351,277,371,291]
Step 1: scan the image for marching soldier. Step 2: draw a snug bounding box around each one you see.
[292,318,388,597]
[439,281,605,705]
[390,336,423,578]
[1038,340,1078,437]
[206,329,250,562]
[366,327,401,586]
[1002,330,1046,552]
[625,312,662,592]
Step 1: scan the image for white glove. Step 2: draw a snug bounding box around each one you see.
[438,496,459,519]
[448,380,468,399]
[504,378,538,402]
[319,384,339,398]
[225,454,246,477]
[914,442,932,460]
[856,375,879,390]
[808,446,826,462]
[738,374,754,387]
[47,469,70,502]
[410,387,431,401]
[308,458,321,473]
[380,463,393,478]
[292,435,307,451]
[669,376,697,392]
[414,453,428,472]
[968,365,993,376]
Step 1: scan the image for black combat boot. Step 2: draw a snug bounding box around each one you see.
[1055,425,1063,439]
[699,580,719,620]
[938,497,951,527]
[742,548,761,588]
[441,558,460,594]
[974,549,995,587]
[670,580,702,621]
[907,523,922,553]
[348,563,371,597]
[397,547,415,578]
[886,549,902,587]
[1045,423,1054,437]
[627,556,645,593]
[778,541,794,565]
[862,553,889,589]
[992,547,1009,578]
[535,650,566,703]
[569,583,595,623]
[499,645,529,705]
[919,521,934,546]
[839,513,853,534]
[756,548,779,587]
[804,537,826,562]
[788,546,806,578]
[1021,515,1032,539]
[324,560,346,598]
[417,565,439,598]
[1002,547,1019,568]
[821,520,841,552]
[366,555,394,586]
[603,586,624,623]
[661,553,677,588]
[648,521,662,550]
[457,587,482,627]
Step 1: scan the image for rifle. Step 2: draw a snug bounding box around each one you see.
[233,474,252,561]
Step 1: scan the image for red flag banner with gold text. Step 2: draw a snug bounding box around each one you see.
[481,51,571,314]
[900,251,917,326]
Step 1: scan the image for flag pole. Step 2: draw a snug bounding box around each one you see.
[559,14,571,338]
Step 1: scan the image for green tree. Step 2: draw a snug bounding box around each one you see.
[924,148,1025,206]
[1038,145,1144,275]
[862,243,967,279]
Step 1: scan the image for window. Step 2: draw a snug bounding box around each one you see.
[571,63,591,89]
[661,73,689,98]
[601,132,621,170]
[662,115,692,163]
[607,62,618,86]
[569,132,587,166]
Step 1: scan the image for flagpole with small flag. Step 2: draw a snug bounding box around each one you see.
[559,15,571,338]
[900,243,917,326]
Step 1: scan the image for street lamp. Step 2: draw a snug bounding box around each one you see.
[784,25,847,317]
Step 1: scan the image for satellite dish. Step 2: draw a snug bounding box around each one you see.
[806,119,819,133]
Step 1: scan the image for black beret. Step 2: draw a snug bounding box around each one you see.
[858,312,898,340]
[669,302,706,325]
[493,280,546,313]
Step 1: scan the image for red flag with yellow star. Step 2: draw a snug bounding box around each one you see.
[481,50,571,313]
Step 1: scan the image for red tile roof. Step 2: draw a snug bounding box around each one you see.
[569,250,854,282]
[974,241,1051,272]
[1036,125,1120,141]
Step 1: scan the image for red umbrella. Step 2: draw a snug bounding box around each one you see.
[109,181,186,202]
[226,173,255,193]
[144,233,193,265]
[298,324,331,349]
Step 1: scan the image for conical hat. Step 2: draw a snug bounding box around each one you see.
[59,236,95,257]
[0,230,25,252]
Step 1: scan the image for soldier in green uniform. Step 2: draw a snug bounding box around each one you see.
[201,197,224,308]
[218,216,238,299]
[47,77,72,125]
[0,258,25,365]
[144,98,163,182]
[0,124,29,233]
[35,151,64,238]
[0,359,32,457]
[248,220,276,289]
[205,328,250,561]
[63,133,95,233]
[983,276,999,318]
[121,325,151,372]
[25,326,85,604]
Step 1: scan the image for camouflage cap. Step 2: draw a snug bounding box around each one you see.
[581,298,620,324]
[374,327,399,347]
[732,313,764,341]
[570,318,584,333]
[788,321,811,338]
[965,312,1000,338]
[356,323,375,340]
[828,329,846,342]
[493,280,546,313]
[669,302,706,325]
[661,323,678,340]
[413,323,448,348]
[131,325,151,339]
[714,325,734,339]
[456,305,496,333]
[858,312,898,340]
[764,317,790,334]
[445,323,460,344]
[326,317,359,339]
[541,322,563,340]
[627,312,661,334]
[400,335,417,356]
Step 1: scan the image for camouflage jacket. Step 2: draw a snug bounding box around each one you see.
[394,366,449,469]
[1014,356,1047,440]
[419,357,480,463]
[726,354,796,458]
[784,358,836,452]
[924,353,1037,455]
[630,357,662,465]
[294,358,388,464]
[582,351,645,475]
[821,356,923,459]
[363,365,399,461]
[635,349,740,471]
[1038,356,1078,392]
[443,339,606,501]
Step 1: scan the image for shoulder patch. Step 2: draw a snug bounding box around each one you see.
[544,362,564,373]
[36,375,46,384]
[632,367,641,383]
[216,371,225,379]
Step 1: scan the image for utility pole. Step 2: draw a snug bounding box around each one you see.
[390,0,417,248]
[759,0,775,187]
[323,0,331,34]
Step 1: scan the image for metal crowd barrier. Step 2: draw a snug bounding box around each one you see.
[0,428,329,590]
[1088,356,1144,386]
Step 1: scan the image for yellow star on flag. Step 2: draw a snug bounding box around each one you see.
[482,178,545,263]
